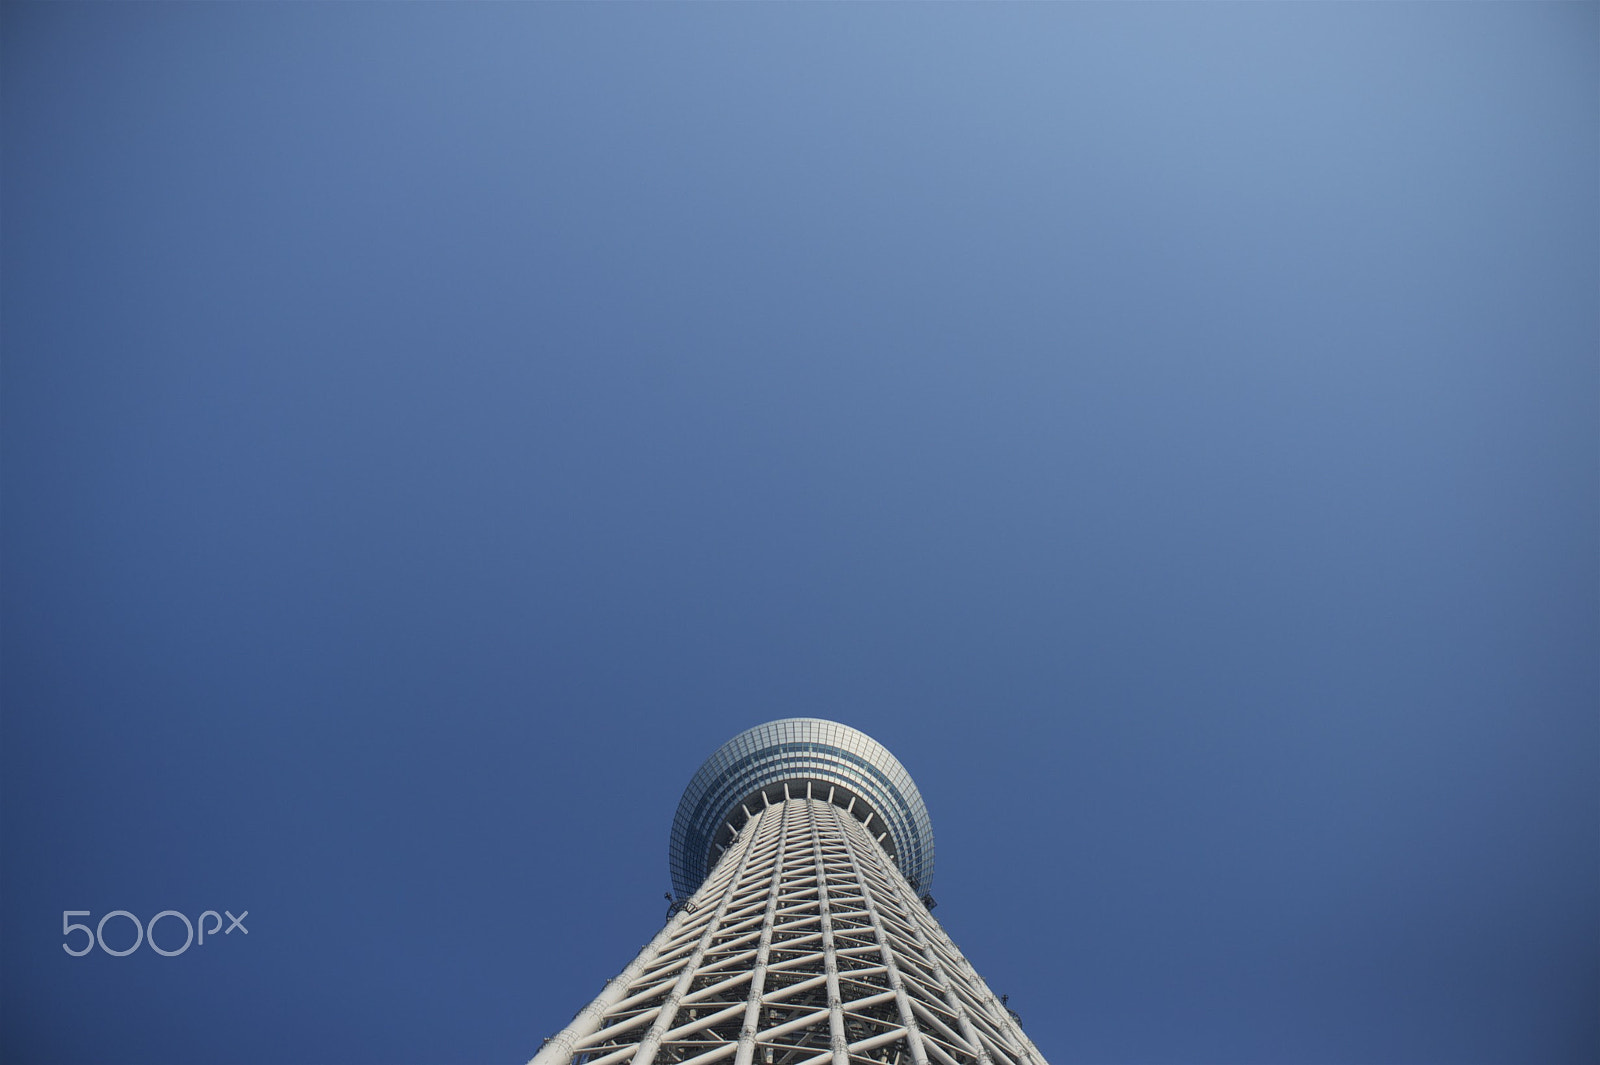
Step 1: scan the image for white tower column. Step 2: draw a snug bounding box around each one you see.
[531,719,1048,1065]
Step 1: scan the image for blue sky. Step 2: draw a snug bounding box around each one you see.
[2,5,1596,1064]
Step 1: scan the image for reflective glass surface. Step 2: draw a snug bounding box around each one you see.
[668,718,935,897]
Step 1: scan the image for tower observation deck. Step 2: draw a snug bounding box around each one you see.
[530,719,1047,1065]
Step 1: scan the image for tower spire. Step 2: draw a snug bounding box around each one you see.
[530,719,1047,1065]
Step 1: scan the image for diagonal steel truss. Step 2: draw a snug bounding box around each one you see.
[531,786,1048,1065]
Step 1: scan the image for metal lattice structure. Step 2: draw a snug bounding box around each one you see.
[531,721,1047,1065]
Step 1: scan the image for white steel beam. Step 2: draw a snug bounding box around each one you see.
[533,795,1047,1065]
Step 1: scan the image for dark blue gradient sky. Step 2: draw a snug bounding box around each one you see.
[3,5,1596,1064]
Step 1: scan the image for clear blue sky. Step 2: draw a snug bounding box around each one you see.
[3,5,1596,1064]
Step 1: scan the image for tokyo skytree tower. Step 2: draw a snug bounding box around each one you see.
[529,719,1048,1065]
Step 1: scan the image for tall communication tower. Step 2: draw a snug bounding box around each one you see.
[529,719,1047,1065]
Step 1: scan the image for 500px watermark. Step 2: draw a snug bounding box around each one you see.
[62,909,248,957]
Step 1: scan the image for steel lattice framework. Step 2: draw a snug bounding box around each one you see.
[531,722,1047,1065]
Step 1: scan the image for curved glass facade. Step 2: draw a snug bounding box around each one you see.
[668,718,935,897]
